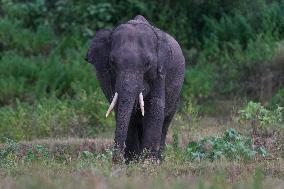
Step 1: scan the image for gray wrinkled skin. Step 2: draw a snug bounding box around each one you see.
[85,15,185,163]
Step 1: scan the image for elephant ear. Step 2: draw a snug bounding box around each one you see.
[155,29,172,79]
[85,29,114,103]
[85,29,111,71]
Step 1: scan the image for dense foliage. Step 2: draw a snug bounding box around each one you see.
[0,0,284,139]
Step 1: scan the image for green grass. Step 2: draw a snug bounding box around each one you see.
[0,158,283,189]
[0,115,283,189]
[0,94,114,141]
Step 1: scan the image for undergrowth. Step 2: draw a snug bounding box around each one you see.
[0,128,269,169]
[185,129,268,161]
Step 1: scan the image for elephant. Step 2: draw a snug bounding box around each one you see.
[85,15,185,162]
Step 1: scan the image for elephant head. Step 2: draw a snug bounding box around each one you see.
[85,15,170,153]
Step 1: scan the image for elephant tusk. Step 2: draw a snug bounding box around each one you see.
[106,92,118,118]
[139,93,144,116]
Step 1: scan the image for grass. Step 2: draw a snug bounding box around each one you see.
[1,159,283,189]
[0,114,283,189]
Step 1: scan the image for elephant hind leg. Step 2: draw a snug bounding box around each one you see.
[159,98,179,159]
[160,83,182,157]
[159,113,175,157]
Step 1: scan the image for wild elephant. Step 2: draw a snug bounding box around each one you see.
[85,15,185,162]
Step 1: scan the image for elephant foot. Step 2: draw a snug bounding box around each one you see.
[112,146,125,165]
[124,152,140,164]
[112,152,124,165]
[112,141,127,164]
[140,148,161,162]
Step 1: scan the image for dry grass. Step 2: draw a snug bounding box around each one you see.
[0,115,283,189]
[19,137,113,153]
[0,158,283,189]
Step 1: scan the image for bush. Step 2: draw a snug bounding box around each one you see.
[0,18,55,55]
[270,87,284,107]
[198,16,278,97]
[238,101,283,132]
[0,92,113,141]
[185,128,268,161]
[182,64,216,101]
[0,48,100,105]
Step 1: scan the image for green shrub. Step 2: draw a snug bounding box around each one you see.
[0,18,55,55]
[199,19,278,96]
[0,92,112,140]
[270,87,284,107]
[238,101,283,131]
[0,48,101,105]
[185,128,267,161]
[182,64,216,101]
[0,139,49,165]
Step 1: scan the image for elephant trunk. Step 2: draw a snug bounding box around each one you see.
[112,72,143,153]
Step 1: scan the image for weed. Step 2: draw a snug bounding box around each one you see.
[185,128,267,161]
[238,101,283,132]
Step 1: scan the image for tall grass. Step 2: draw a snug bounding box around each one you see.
[0,93,113,141]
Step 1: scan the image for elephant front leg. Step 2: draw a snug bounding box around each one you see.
[142,97,165,159]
